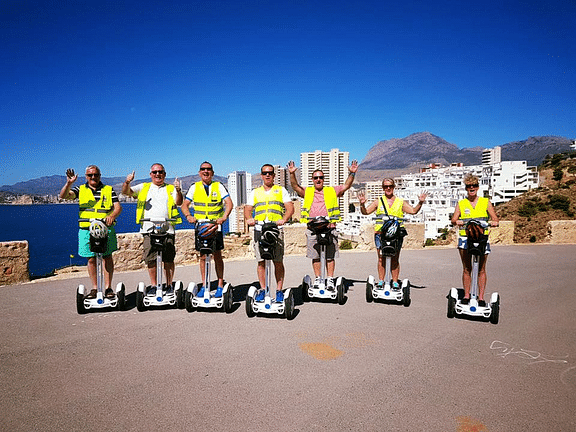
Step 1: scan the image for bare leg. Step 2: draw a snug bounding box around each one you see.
[257,260,266,289]
[377,252,384,281]
[458,249,472,299]
[326,259,335,277]
[274,260,285,291]
[213,250,224,287]
[164,262,175,286]
[391,251,401,282]
[477,254,488,301]
[147,262,157,286]
[312,259,321,277]
[87,257,97,290]
[103,255,114,289]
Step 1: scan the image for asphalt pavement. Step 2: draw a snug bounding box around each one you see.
[1,244,575,431]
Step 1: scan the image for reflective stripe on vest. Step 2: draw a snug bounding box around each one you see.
[136,183,182,225]
[458,197,489,236]
[300,186,340,223]
[78,184,113,228]
[374,196,404,231]
[253,185,284,222]
[192,182,223,220]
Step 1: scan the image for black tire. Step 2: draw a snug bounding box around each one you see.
[76,290,87,314]
[117,285,126,311]
[447,296,456,318]
[224,286,234,313]
[402,283,411,307]
[366,280,374,303]
[245,292,256,318]
[136,290,146,312]
[490,300,500,325]
[301,281,310,302]
[284,291,295,320]
[337,281,345,305]
[185,290,195,313]
[176,283,185,309]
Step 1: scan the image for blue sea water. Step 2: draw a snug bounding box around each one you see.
[0,203,228,277]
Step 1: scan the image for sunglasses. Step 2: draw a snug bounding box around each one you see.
[261,171,275,176]
[86,173,100,178]
[466,184,479,189]
[313,176,324,180]
[200,167,213,172]
[151,170,165,175]
[383,185,394,189]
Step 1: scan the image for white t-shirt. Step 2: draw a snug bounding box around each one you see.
[133,183,179,234]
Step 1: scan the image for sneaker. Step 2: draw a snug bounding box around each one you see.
[392,281,400,290]
[105,288,115,299]
[196,287,205,297]
[314,277,322,288]
[326,277,335,290]
[147,286,156,296]
[478,300,487,307]
[86,289,97,299]
[276,290,284,302]
[255,290,265,302]
[376,280,384,289]
[460,297,470,305]
[165,283,175,295]
[215,287,223,298]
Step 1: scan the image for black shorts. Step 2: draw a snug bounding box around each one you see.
[143,233,176,264]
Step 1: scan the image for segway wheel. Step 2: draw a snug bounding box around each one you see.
[175,281,185,309]
[224,286,234,313]
[284,291,295,320]
[117,284,126,311]
[245,292,256,318]
[301,280,310,302]
[185,290,195,313]
[490,299,500,325]
[136,289,146,312]
[447,296,456,319]
[366,279,374,303]
[76,288,87,315]
[337,281,345,305]
[402,283,411,307]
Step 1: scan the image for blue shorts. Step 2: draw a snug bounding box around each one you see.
[458,237,491,254]
[78,227,118,258]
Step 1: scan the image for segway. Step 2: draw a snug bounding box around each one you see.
[300,217,345,305]
[185,221,233,313]
[245,222,295,319]
[136,218,185,311]
[366,216,410,307]
[76,220,126,314]
[447,219,500,324]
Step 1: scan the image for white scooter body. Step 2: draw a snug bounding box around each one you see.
[136,219,184,311]
[366,274,410,304]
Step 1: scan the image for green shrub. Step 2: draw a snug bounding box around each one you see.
[529,235,536,243]
[425,238,435,246]
[548,195,571,213]
[340,239,354,250]
[553,168,564,182]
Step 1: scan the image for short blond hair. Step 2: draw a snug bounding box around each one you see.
[463,174,479,185]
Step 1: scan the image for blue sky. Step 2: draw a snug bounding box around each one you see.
[1,0,574,185]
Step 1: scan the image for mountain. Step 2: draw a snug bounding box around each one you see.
[360,132,573,170]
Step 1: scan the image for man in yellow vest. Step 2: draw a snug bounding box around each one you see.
[122,163,183,290]
[181,161,233,297]
[244,164,294,301]
[288,159,358,290]
[59,165,122,299]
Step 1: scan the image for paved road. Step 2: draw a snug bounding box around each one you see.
[1,244,575,431]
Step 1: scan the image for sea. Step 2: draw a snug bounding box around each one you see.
[0,203,228,278]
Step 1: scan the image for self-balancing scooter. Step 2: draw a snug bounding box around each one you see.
[136,218,184,311]
[300,217,345,305]
[245,222,295,319]
[185,221,233,313]
[366,216,410,307]
[447,219,500,324]
[76,220,126,314]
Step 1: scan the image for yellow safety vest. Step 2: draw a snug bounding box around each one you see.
[192,181,224,220]
[375,196,404,232]
[301,186,340,223]
[136,183,182,225]
[458,197,489,236]
[78,184,113,228]
[253,185,284,222]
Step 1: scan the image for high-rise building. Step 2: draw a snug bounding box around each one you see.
[482,146,502,165]
[299,149,350,219]
[227,171,252,233]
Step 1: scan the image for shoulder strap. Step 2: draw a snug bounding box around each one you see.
[380,197,389,216]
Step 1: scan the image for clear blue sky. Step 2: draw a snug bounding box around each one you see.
[1,0,574,185]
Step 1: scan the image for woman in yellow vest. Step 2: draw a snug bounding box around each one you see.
[359,178,427,289]
[450,174,499,306]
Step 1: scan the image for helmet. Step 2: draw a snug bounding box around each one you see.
[89,220,109,239]
[381,219,399,239]
[261,223,280,244]
[465,220,484,241]
[197,222,216,239]
[307,216,330,233]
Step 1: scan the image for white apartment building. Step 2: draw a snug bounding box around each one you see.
[300,149,350,219]
[482,146,502,165]
[227,171,252,233]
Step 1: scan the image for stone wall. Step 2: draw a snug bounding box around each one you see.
[547,220,576,244]
[0,241,30,285]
